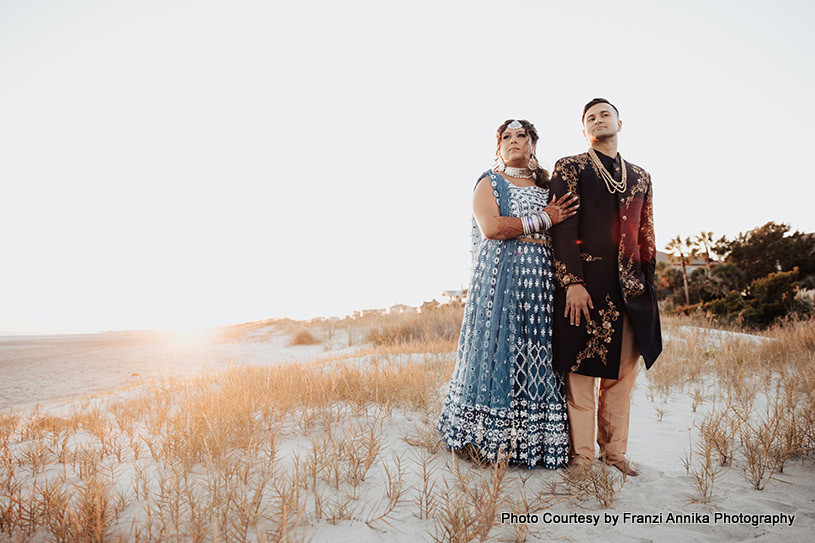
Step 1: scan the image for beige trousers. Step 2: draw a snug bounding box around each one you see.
[566,315,640,463]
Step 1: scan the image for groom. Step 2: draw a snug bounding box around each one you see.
[549,98,662,476]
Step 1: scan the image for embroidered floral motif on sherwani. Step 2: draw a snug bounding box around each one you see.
[438,170,569,469]
[622,166,650,209]
[618,256,645,298]
[551,154,589,199]
[571,295,621,372]
[553,258,584,288]
[618,236,645,299]
[580,252,603,262]
[639,184,657,262]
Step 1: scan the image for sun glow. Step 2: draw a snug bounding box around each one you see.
[157,326,223,350]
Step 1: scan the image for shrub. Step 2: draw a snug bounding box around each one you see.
[706,291,747,317]
[741,269,799,328]
[289,328,320,345]
[666,302,705,316]
[702,269,809,329]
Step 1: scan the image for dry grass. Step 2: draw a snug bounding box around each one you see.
[218,304,463,351]
[287,328,321,346]
[690,436,725,503]
[0,335,543,541]
[431,451,512,542]
[556,462,627,508]
[2,313,814,539]
[0,343,457,541]
[651,315,815,502]
[366,304,464,347]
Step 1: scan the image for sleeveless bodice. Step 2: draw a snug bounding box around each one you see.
[470,172,551,260]
[506,181,551,243]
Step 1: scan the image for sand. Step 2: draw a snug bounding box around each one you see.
[1,325,813,542]
[0,327,342,412]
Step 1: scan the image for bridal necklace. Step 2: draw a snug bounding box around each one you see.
[588,147,627,194]
[503,165,534,179]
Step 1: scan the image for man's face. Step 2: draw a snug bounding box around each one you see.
[582,103,622,143]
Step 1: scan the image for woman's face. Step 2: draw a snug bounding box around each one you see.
[499,127,533,167]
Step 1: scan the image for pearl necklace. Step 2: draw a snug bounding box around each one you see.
[588,147,627,194]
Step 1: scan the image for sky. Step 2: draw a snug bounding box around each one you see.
[1,0,813,334]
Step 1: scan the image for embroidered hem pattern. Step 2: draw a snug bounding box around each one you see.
[437,386,568,469]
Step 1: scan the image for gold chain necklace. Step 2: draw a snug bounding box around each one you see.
[588,147,627,194]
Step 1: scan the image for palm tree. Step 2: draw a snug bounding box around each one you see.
[692,231,715,275]
[665,235,695,305]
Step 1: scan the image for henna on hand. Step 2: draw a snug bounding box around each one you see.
[545,193,580,225]
[491,217,525,239]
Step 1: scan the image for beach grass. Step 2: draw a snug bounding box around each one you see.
[651,315,815,501]
[1,313,813,540]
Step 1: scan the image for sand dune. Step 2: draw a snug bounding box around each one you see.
[1,323,813,542]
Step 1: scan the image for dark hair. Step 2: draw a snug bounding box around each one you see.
[582,98,619,122]
[496,119,550,188]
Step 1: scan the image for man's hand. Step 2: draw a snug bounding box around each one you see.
[565,284,593,326]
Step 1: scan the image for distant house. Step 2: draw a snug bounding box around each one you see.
[360,308,385,317]
[442,290,466,305]
[389,304,416,314]
[657,250,708,274]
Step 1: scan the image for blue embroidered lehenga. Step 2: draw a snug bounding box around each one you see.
[437,170,568,469]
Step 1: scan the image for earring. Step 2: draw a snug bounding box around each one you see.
[528,155,539,170]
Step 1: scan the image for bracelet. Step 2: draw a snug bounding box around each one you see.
[521,212,552,235]
[541,211,552,230]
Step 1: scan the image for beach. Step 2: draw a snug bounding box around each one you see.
[1,320,813,542]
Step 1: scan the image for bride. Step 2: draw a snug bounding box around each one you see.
[437,119,577,468]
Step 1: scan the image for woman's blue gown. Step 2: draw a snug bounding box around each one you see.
[437,170,568,469]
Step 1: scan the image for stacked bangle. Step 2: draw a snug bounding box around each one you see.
[541,212,553,230]
[521,212,553,235]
